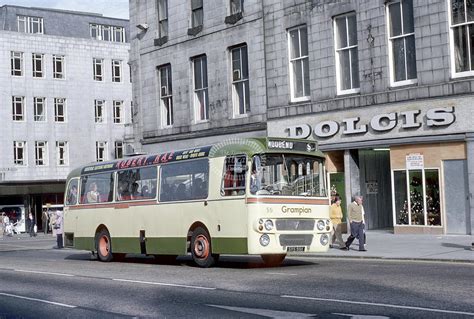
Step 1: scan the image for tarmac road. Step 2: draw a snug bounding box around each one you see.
[0,245,473,318]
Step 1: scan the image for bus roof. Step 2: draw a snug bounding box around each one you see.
[67,138,324,179]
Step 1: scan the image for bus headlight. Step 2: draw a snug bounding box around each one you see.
[326,219,331,225]
[264,220,274,231]
[317,220,325,231]
[320,234,329,246]
[259,234,270,246]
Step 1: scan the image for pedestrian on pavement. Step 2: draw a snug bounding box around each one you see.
[26,212,36,237]
[50,211,57,238]
[0,212,5,238]
[53,211,64,249]
[341,195,366,251]
[42,208,49,235]
[330,195,345,248]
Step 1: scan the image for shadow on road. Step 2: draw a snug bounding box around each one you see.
[441,243,472,250]
[64,252,316,269]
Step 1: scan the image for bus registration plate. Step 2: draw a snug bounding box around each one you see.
[287,246,305,252]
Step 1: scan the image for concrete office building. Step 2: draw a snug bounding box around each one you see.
[130,0,473,235]
[0,5,132,228]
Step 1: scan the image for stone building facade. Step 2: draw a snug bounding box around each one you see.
[0,5,132,230]
[130,0,473,235]
[129,0,267,154]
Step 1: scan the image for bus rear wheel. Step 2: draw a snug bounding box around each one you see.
[96,229,113,262]
[261,254,286,267]
[191,227,218,268]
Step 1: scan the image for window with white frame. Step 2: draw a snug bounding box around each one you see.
[231,45,250,116]
[34,97,46,122]
[115,141,124,159]
[113,26,125,43]
[54,98,66,122]
[392,168,441,226]
[90,24,125,42]
[191,0,203,28]
[113,101,123,124]
[387,0,417,85]
[158,64,173,127]
[288,25,310,101]
[32,53,44,78]
[96,141,107,162]
[17,15,43,34]
[35,141,48,166]
[449,0,474,75]
[12,96,25,121]
[56,141,68,166]
[103,25,111,41]
[93,58,104,81]
[95,100,106,123]
[11,51,23,76]
[334,13,360,94]
[157,0,168,38]
[13,141,26,166]
[230,0,243,14]
[192,55,209,121]
[112,60,122,82]
[53,55,65,79]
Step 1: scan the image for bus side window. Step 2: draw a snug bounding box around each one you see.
[80,172,114,204]
[159,159,209,202]
[65,179,79,206]
[222,155,247,196]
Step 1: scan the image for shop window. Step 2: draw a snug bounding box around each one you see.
[222,155,247,196]
[393,168,441,226]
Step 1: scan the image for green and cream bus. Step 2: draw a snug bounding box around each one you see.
[63,138,331,267]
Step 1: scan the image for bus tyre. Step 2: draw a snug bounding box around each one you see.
[96,229,113,262]
[191,227,217,268]
[261,254,286,267]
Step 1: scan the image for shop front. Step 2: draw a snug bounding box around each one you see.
[268,96,474,235]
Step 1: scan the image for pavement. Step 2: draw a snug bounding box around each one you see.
[1,230,473,263]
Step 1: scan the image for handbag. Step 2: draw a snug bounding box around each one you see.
[33,224,37,233]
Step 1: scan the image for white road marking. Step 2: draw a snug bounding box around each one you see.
[0,292,76,308]
[266,272,298,276]
[113,278,216,290]
[207,304,315,318]
[15,269,75,277]
[333,313,389,318]
[281,295,474,316]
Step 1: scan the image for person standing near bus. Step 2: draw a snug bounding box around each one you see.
[26,212,36,237]
[341,195,366,251]
[53,211,64,249]
[42,208,49,235]
[330,196,344,248]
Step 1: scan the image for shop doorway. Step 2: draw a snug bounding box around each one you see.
[359,149,393,230]
[444,160,469,234]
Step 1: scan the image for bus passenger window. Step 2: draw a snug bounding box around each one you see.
[80,172,114,204]
[159,159,209,202]
[116,167,157,201]
[65,179,79,206]
[222,155,247,196]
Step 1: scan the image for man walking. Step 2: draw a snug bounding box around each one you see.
[341,195,366,251]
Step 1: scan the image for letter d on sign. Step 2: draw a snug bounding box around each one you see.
[285,124,311,139]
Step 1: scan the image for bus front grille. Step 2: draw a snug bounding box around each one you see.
[279,234,313,246]
[275,219,314,231]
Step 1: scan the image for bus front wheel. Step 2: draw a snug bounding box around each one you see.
[261,254,286,267]
[96,229,113,262]
[191,227,218,268]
